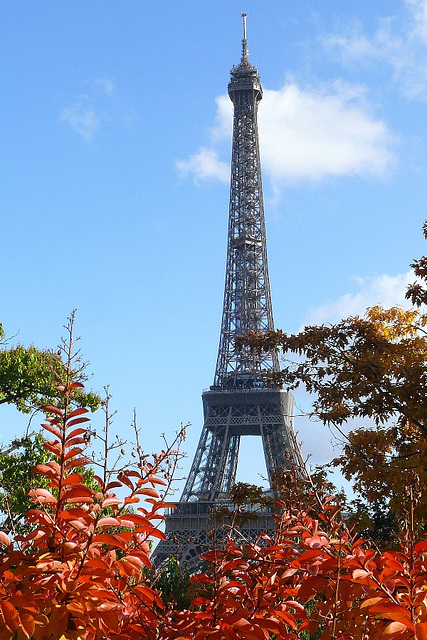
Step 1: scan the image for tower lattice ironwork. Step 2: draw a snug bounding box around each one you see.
[152,15,305,571]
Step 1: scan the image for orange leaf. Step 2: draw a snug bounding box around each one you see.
[148,528,166,540]
[360,597,386,609]
[383,621,408,635]
[62,485,94,499]
[0,601,21,633]
[416,622,427,640]
[137,487,159,498]
[64,447,84,461]
[97,517,122,528]
[102,496,122,508]
[0,531,12,549]
[92,533,127,549]
[149,477,168,486]
[352,568,372,581]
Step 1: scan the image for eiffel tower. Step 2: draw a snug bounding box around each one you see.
[152,15,305,571]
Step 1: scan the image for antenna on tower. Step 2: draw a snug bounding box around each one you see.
[241,12,249,63]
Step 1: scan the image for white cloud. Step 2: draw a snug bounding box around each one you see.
[304,270,413,325]
[60,76,118,142]
[59,102,99,142]
[94,77,115,95]
[177,81,395,187]
[260,83,394,182]
[176,147,229,183]
[323,1,427,99]
[407,0,427,41]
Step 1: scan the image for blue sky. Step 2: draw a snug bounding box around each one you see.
[1,1,426,492]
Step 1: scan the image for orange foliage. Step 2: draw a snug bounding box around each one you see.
[0,380,425,639]
[0,382,170,640]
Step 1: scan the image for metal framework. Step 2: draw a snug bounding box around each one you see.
[152,15,305,572]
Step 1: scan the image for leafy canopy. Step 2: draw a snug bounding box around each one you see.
[0,318,99,414]
[240,222,427,521]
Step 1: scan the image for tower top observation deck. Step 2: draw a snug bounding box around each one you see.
[228,13,263,97]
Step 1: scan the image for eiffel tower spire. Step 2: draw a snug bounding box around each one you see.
[152,16,305,571]
[214,12,279,389]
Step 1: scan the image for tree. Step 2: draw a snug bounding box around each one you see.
[0,315,100,533]
[240,223,427,523]
[0,323,185,640]
[0,434,50,534]
[0,317,99,414]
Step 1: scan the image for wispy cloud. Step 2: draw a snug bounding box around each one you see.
[303,270,413,325]
[94,77,115,96]
[177,80,396,189]
[322,0,427,99]
[60,102,100,143]
[60,76,120,142]
[176,148,229,183]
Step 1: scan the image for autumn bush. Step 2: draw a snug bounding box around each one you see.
[1,226,427,638]
[0,370,425,639]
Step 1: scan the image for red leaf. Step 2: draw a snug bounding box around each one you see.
[28,488,57,505]
[118,474,134,490]
[120,513,151,528]
[62,473,84,486]
[64,447,85,461]
[42,405,64,417]
[62,485,94,503]
[352,568,373,582]
[105,481,122,491]
[44,441,63,456]
[64,436,86,448]
[68,407,88,418]
[33,464,58,479]
[0,601,21,633]
[67,427,87,439]
[366,603,414,629]
[66,416,90,428]
[306,534,328,548]
[69,382,84,389]
[149,477,168,486]
[65,456,90,470]
[42,423,63,439]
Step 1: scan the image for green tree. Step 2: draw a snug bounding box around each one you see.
[0,318,99,414]
[0,313,100,532]
[0,434,49,533]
